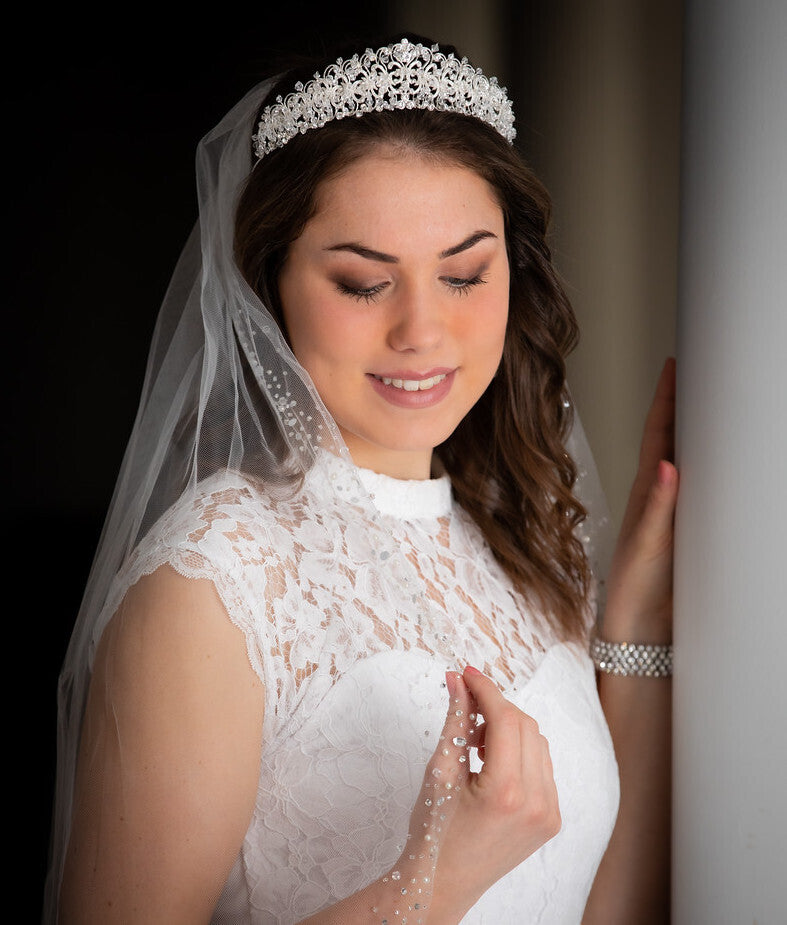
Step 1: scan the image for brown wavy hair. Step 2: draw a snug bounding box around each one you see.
[234,36,592,640]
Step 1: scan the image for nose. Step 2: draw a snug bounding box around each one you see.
[386,282,445,354]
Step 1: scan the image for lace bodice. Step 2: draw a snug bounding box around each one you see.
[102,456,619,923]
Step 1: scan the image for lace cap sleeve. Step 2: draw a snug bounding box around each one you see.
[93,474,276,686]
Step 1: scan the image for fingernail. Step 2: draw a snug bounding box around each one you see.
[445,670,457,696]
[657,460,673,486]
[464,665,482,676]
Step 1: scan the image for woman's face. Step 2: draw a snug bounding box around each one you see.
[278,148,509,479]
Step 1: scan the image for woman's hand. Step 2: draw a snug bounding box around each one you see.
[298,666,559,925]
[400,667,561,921]
[602,357,679,643]
[584,359,677,923]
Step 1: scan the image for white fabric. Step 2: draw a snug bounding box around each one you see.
[99,453,619,923]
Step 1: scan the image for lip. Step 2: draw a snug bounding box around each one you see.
[367,368,456,409]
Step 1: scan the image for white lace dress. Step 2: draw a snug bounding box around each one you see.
[102,456,619,924]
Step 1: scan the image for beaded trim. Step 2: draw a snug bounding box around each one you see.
[252,38,516,160]
[590,636,673,678]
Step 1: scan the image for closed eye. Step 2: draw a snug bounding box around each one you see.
[337,273,488,302]
[442,274,488,296]
[336,281,390,303]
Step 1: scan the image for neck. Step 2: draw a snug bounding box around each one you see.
[342,438,434,480]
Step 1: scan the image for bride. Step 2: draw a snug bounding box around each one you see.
[45,34,676,924]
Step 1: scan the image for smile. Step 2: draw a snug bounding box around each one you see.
[374,374,447,392]
[368,370,455,409]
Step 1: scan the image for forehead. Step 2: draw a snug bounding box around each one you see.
[303,148,504,247]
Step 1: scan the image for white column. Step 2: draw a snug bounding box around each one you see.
[674,1,787,921]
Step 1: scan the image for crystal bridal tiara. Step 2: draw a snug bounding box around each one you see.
[253,38,517,160]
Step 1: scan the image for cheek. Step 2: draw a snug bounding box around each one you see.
[467,284,509,359]
[279,274,327,362]
[280,288,360,376]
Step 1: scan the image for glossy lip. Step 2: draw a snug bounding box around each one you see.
[367,368,456,409]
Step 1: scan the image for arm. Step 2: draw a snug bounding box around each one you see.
[584,358,678,924]
[60,564,265,924]
[62,568,559,924]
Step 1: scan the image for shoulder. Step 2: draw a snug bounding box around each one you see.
[90,473,290,660]
[102,562,262,690]
[63,561,264,921]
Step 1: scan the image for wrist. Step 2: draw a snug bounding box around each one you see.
[598,622,672,647]
[428,867,480,924]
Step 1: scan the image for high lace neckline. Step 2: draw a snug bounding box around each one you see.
[356,466,453,520]
[308,450,453,520]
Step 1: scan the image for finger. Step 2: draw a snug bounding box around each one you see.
[639,357,676,471]
[621,359,677,538]
[445,670,478,736]
[461,666,531,768]
[462,668,557,780]
[425,672,476,786]
[460,666,508,722]
[463,718,487,764]
[634,460,679,557]
[407,673,475,852]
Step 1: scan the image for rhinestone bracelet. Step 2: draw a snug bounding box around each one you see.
[590,635,673,678]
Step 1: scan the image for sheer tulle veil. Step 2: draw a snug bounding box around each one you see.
[42,66,612,921]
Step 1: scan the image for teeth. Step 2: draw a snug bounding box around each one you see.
[379,374,447,391]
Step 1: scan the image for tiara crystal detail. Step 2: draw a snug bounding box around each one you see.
[253,38,516,159]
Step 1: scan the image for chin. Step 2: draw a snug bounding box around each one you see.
[380,423,458,454]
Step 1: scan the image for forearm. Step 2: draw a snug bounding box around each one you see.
[583,361,676,923]
[296,859,468,925]
[584,672,671,924]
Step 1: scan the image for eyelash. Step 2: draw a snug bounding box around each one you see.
[444,274,488,296]
[337,275,488,304]
[337,281,388,303]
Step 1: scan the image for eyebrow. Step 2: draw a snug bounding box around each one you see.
[324,230,497,263]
